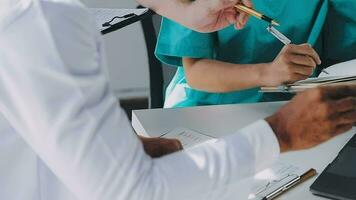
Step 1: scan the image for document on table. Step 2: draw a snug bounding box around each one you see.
[160,127,217,148]
[248,161,314,200]
[89,8,149,31]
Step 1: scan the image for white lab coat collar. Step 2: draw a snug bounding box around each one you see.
[0,0,32,30]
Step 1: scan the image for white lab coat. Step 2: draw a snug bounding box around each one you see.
[0,0,280,199]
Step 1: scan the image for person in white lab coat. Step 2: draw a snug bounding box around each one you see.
[1,0,356,200]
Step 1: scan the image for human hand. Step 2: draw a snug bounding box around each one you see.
[261,44,322,86]
[143,0,253,33]
[183,0,253,32]
[139,136,183,158]
[266,84,356,152]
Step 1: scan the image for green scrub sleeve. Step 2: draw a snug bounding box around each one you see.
[155,18,217,67]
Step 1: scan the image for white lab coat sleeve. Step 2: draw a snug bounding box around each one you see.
[0,1,280,200]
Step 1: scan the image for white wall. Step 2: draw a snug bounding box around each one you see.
[82,0,150,99]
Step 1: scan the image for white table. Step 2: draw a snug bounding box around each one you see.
[132,102,355,199]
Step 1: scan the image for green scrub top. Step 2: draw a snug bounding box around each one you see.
[325,0,356,66]
[155,0,353,108]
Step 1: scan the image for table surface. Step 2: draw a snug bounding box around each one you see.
[132,102,355,200]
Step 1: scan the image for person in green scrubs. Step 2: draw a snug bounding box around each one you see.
[155,0,329,108]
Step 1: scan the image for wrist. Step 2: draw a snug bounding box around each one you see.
[265,114,291,152]
[256,63,271,87]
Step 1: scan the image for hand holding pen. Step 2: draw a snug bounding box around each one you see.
[267,26,329,75]
[172,0,254,32]
[234,4,329,79]
[260,43,322,87]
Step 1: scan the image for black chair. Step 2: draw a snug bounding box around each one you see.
[138,8,164,108]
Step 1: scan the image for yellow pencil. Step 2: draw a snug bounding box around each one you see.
[235,4,280,26]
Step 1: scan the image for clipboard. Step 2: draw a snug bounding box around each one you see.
[89,8,154,35]
[261,168,317,200]
[249,162,317,200]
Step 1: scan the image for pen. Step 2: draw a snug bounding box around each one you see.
[235,4,280,26]
[262,176,301,200]
[267,25,329,75]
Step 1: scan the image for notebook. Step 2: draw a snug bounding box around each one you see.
[260,59,356,93]
[260,75,356,93]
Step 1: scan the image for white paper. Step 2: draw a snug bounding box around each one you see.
[89,8,149,31]
[161,127,217,149]
[319,59,356,77]
[248,161,311,200]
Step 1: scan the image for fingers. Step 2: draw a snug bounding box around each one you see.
[331,97,356,113]
[159,138,183,152]
[329,101,356,125]
[235,13,244,29]
[288,54,317,68]
[224,8,238,24]
[140,137,183,158]
[211,0,230,10]
[277,44,319,79]
[283,44,321,65]
[237,12,246,28]
[242,0,253,7]
[333,124,353,136]
[170,139,184,150]
[319,97,356,136]
[290,64,314,76]
[280,64,313,83]
[283,73,308,84]
[333,109,356,126]
[319,84,356,100]
[218,0,241,10]
[234,0,253,29]
[313,93,356,123]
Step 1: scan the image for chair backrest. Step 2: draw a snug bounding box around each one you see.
[138,8,164,108]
